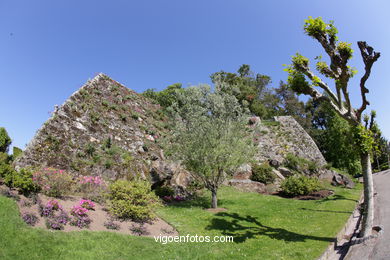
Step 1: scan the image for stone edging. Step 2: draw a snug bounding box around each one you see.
[317,192,364,260]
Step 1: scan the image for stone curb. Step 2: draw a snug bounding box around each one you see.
[318,192,364,260]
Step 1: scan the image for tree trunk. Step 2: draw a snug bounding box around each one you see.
[211,189,218,209]
[360,152,375,237]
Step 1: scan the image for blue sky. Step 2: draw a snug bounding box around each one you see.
[1,0,389,150]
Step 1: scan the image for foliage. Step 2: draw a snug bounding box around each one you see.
[352,124,375,154]
[307,101,362,175]
[284,153,319,175]
[250,163,275,184]
[4,168,39,195]
[108,180,159,221]
[142,83,183,108]
[46,210,69,230]
[79,199,95,210]
[70,204,91,229]
[104,220,120,230]
[0,127,11,153]
[280,175,321,196]
[0,185,362,259]
[165,84,256,208]
[129,223,149,236]
[154,186,174,198]
[32,168,74,197]
[210,65,272,118]
[76,175,107,203]
[12,146,23,159]
[22,212,39,226]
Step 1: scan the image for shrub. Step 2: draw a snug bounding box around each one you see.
[39,200,63,217]
[45,210,69,230]
[22,212,39,226]
[104,220,120,230]
[154,186,174,198]
[33,168,74,197]
[280,175,321,196]
[129,223,149,236]
[4,168,39,195]
[76,175,107,202]
[108,180,159,221]
[79,199,95,210]
[251,163,276,184]
[70,204,92,229]
[284,153,319,175]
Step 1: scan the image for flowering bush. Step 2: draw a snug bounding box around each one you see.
[70,204,92,228]
[71,205,88,216]
[45,210,69,230]
[129,223,149,236]
[70,214,91,229]
[79,199,95,210]
[104,220,120,230]
[22,212,39,226]
[33,168,74,197]
[39,200,63,217]
[76,175,107,203]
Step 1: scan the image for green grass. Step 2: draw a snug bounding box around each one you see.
[0,185,361,260]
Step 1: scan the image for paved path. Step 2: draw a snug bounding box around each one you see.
[346,170,390,260]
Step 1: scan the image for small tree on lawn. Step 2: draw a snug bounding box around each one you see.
[285,17,380,237]
[166,84,256,208]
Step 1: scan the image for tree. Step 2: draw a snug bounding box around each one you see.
[211,65,272,118]
[0,127,11,153]
[166,84,256,208]
[285,17,380,237]
[308,100,361,175]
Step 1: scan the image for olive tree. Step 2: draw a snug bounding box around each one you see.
[166,84,256,208]
[285,17,380,237]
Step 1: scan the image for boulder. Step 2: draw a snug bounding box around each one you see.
[228,179,266,193]
[332,173,355,189]
[272,169,285,180]
[233,164,252,180]
[269,159,282,168]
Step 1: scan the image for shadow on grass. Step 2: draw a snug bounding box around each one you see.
[206,212,334,244]
[167,195,211,208]
[316,194,358,203]
[299,207,352,214]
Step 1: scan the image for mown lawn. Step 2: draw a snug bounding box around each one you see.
[0,185,361,260]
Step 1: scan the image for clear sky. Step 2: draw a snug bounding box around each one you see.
[1,0,389,150]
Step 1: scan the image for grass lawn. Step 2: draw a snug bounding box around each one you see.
[0,185,361,260]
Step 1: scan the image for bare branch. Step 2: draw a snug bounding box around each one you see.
[357,41,381,120]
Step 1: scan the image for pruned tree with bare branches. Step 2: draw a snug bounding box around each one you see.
[285,17,380,238]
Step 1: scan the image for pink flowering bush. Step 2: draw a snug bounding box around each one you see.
[39,200,63,217]
[79,199,95,210]
[71,205,89,216]
[76,175,107,203]
[33,168,74,197]
[70,204,92,228]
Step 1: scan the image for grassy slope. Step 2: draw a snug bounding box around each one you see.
[0,185,361,260]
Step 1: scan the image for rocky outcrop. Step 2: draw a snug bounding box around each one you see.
[228,179,266,193]
[14,74,188,190]
[255,116,327,166]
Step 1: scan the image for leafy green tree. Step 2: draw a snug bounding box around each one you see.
[285,16,380,237]
[0,127,11,153]
[211,65,272,118]
[308,101,361,175]
[142,83,183,108]
[166,84,256,208]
